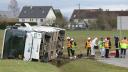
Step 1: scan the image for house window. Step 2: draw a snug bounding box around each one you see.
[72,25,74,28]
[30,18,33,21]
[40,19,43,22]
[22,19,25,22]
[31,19,33,21]
[79,24,83,28]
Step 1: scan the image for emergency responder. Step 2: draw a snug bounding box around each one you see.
[70,38,77,59]
[66,37,71,57]
[85,37,91,56]
[120,37,128,58]
[91,37,98,57]
[114,36,120,58]
[104,37,111,58]
[98,37,105,58]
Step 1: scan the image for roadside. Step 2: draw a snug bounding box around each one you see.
[98,50,128,68]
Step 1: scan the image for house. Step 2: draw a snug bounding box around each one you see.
[70,9,100,29]
[18,6,56,26]
[70,9,128,29]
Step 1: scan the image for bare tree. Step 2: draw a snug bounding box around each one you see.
[8,0,19,17]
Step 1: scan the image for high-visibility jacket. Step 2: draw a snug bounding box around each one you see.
[85,41,91,48]
[120,39,128,49]
[72,42,77,50]
[67,41,71,48]
[104,41,109,48]
[98,41,104,48]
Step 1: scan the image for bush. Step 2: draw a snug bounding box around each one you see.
[0,22,16,30]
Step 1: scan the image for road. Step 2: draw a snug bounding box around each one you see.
[98,50,128,68]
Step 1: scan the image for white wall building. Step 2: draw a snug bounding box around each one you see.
[117,16,128,30]
[19,6,56,26]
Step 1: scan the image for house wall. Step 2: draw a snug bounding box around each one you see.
[45,8,56,25]
[117,16,128,30]
[19,18,44,25]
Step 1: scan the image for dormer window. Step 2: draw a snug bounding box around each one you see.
[42,10,45,14]
[40,19,43,22]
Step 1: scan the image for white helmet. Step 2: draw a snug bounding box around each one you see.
[71,38,74,41]
[67,37,70,40]
[88,37,91,40]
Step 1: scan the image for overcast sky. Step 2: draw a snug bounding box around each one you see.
[0,0,128,17]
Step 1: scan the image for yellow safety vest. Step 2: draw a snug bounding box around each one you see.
[67,41,71,48]
[104,41,109,48]
[120,39,128,49]
[86,41,91,48]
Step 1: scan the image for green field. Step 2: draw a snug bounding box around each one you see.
[0,29,128,72]
[0,60,60,72]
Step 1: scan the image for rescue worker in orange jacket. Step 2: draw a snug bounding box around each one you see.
[85,37,91,56]
[104,37,111,58]
[66,37,72,57]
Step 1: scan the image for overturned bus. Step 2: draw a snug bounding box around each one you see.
[1,23,65,61]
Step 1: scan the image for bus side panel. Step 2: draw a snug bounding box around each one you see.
[1,29,7,59]
[31,33,42,60]
[23,33,33,61]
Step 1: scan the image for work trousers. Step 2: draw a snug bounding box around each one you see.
[115,49,119,58]
[87,48,91,56]
[91,46,95,56]
[67,48,72,57]
[100,48,105,57]
[120,49,126,58]
[71,49,75,56]
[105,49,109,58]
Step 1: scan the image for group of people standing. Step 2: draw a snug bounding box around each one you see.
[85,36,128,58]
[66,36,128,59]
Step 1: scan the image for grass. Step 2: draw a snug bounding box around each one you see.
[0,60,60,72]
[0,29,128,72]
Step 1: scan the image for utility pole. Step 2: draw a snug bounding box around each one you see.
[78,3,80,20]
[78,3,80,10]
